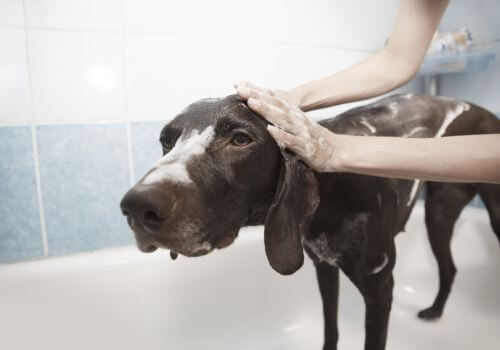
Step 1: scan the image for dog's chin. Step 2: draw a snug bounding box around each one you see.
[215,230,239,249]
[131,226,239,258]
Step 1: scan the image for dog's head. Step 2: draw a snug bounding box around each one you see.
[120,95,319,275]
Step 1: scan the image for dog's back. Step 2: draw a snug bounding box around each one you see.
[320,94,499,138]
[317,94,500,320]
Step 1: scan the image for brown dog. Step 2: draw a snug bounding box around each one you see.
[120,94,500,350]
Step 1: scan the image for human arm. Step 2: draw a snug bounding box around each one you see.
[244,96,500,184]
[235,0,450,111]
[341,134,500,183]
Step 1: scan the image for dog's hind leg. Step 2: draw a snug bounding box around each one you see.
[418,182,476,320]
[477,184,500,244]
[315,263,340,350]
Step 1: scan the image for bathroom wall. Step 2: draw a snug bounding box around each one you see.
[2,0,491,263]
[439,0,500,113]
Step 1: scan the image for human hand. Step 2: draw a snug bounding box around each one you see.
[234,81,348,173]
[233,80,302,109]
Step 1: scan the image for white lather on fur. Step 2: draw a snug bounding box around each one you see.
[405,100,470,207]
[141,126,215,185]
[436,100,470,137]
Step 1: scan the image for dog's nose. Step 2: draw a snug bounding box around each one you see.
[120,187,167,231]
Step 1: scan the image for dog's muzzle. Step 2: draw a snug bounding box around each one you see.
[120,185,170,253]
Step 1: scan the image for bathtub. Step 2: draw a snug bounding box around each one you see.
[1,203,499,350]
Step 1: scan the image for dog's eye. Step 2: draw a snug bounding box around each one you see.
[159,136,175,151]
[231,133,252,147]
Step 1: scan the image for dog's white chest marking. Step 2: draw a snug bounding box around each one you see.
[304,232,340,266]
[141,126,215,185]
[369,253,389,275]
[405,100,469,206]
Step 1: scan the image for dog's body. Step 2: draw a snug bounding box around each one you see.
[121,94,500,350]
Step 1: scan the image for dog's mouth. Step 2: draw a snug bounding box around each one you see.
[132,225,239,260]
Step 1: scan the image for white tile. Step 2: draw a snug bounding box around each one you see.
[125,34,208,120]
[208,38,279,97]
[123,0,204,34]
[274,0,399,50]
[0,0,25,26]
[207,0,398,51]
[276,44,369,89]
[207,0,282,41]
[29,30,126,122]
[0,28,32,123]
[24,0,121,31]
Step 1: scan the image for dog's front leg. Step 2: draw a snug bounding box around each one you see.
[359,273,394,350]
[315,263,340,350]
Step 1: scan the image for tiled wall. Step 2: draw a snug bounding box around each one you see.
[0,0,491,263]
[439,0,500,113]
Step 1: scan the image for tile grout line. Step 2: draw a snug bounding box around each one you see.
[120,1,135,186]
[126,122,135,186]
[22,0,49,257]
[30,125,48,256]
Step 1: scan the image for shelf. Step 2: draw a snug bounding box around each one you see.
[418,52,496,76]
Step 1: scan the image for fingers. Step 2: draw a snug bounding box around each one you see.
[234,81,279,103]
[248,98,294,130]
[234,80,269,96]
[267,125,311,159]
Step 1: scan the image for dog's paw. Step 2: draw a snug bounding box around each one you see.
[417,307,442,321]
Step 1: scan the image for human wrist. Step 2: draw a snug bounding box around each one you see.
[326,133,356,172]
[285,86,307,110]
[290,80,343,112]
[288,83,322,111]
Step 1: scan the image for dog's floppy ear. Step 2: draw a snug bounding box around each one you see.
[264,148,320,275]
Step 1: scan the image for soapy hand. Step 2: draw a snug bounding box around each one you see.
[234,81,348,173]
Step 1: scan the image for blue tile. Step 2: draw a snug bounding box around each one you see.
[0,127,44,263]
[37,123,133,256]
[130,121,165,181]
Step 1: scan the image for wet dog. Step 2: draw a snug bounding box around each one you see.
[120,94,500,350]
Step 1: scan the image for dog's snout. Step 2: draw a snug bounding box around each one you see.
[120,187,168,231]
[143,210,163,226]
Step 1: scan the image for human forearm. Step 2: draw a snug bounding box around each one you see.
[290,48,417,111]
[338,134,500,183]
